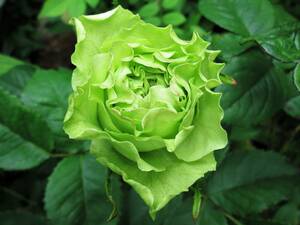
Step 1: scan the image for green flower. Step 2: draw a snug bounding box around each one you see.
[64,6,227,218]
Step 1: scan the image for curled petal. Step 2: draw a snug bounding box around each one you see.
[91,138,216,219]
[174,89,227,162]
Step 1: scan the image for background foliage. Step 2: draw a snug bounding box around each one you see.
[0,0,299,225]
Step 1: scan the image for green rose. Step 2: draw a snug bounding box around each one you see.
[64,6,227,218]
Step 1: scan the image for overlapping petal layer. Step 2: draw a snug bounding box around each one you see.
[64,6,227,217]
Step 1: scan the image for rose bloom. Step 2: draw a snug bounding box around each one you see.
[64,6,227,218]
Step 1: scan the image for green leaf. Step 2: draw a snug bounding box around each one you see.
[39,0,86,18]
[0,88,53,170]
[198,200,228,225]
[67,0,86,18]
[138,2,160,18]
[284,95,300,118]
[151,196,228,225]
[258,29,300,63]
[162,0,181,10]
[158,197,228,225]
[162,12,186,26]
[294,64,300,91]
[0,65,35,97]
[0,211,47,225]
[128,190,160,225]
[0,54,24,76]
[199,0,275,36]
[160,197,194,225]
[211,33,254,61]
[186,13,201,27]
[144,17,161,26]
[273,203,299,225]
[45,154,116,225]
[129,194,192,225]
[206,150,298,216]
[257,7,300,63]
[39,0,71,18]
[0,124,50,171]
[229,125,260,141]
[21,68,74,148]
[85,0,99,8]
[217,50,297,126]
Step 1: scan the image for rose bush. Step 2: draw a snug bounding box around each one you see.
[64,6,227,218]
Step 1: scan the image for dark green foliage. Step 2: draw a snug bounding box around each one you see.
[0,0,299,225]
[0,87,53,170]
[206,150,298,216]
[45,154,117,225]
[218,50,297,126]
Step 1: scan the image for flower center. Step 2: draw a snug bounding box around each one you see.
[128,62,169,97]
